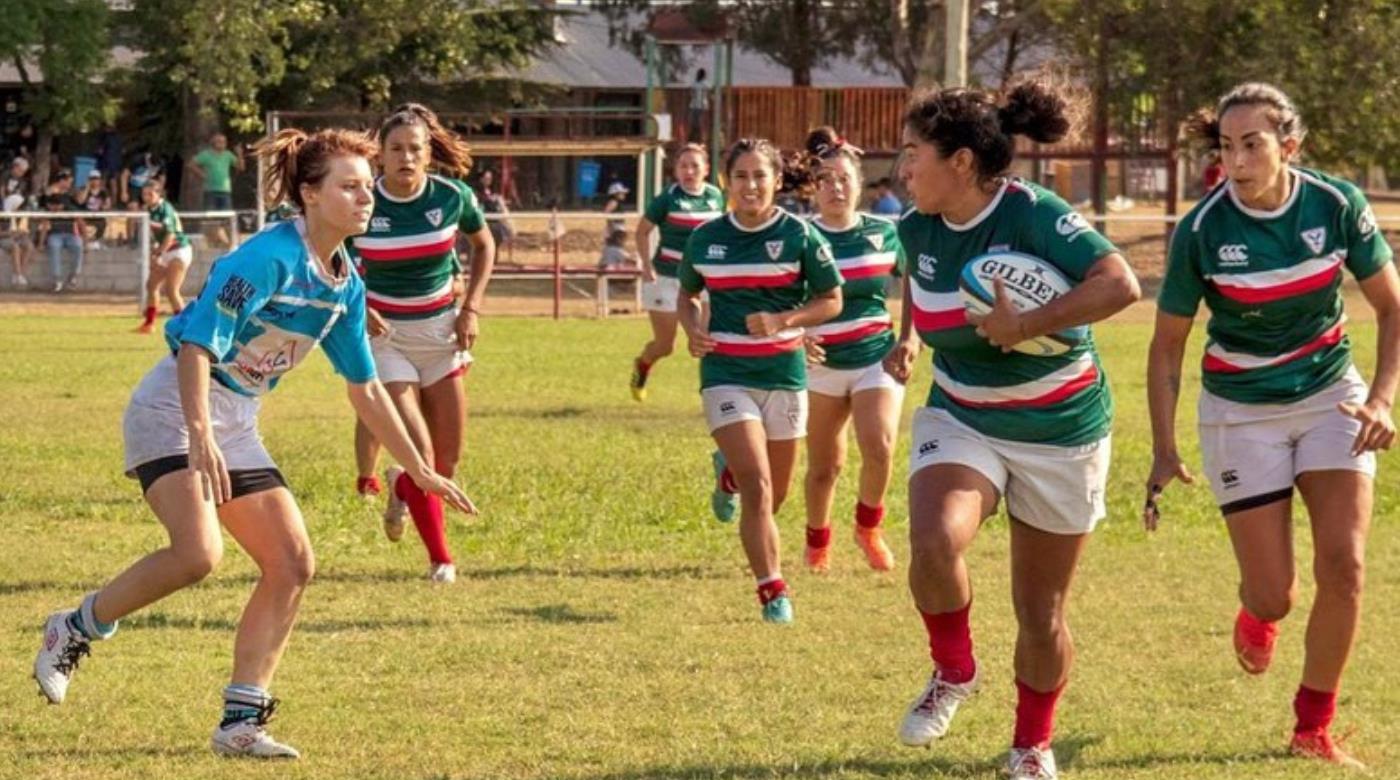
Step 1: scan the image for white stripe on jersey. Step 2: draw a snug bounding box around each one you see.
[807,313,892,336]
[1206,252,1345,288]
[835,251,897,271]
[710,329,805,345]
[364,278,454,306]
[354,224,456,251]
[910,286,962,312]
[933,354,1096,403]
[694,261,800,278]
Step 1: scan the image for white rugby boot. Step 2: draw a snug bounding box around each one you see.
[898,668,980,747]
[33,611,91,705]
[1007,745,1058,779]
[211,699,300,759]
[382,465,407,542]
[428,562,457,583]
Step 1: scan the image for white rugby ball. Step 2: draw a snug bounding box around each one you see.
[957,251,1086,356]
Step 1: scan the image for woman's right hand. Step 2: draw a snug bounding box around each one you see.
[882,338,920,384]
[366,309,391,338]
[1142,450,1194,532]
[686,328,716,358]
[641,264,657,283]
[189,431,232,505]
[804,335,826,365]
[413,470,479,515]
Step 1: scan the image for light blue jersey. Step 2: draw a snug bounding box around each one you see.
[165,219,376,396]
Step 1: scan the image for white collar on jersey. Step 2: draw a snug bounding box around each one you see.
[676,182,708,197]
[1227,169,1299,220]
[941,178,1009,232]
[812,214,862,234]
[376,176,428,204]
[726,207,786,233]
[295,217,350,289]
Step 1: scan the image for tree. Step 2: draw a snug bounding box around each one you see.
[859,0,1052,89]
[1042,0,1400,173]
[0,0,116,190]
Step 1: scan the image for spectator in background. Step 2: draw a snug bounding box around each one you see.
[602,178,629,237]
[868,177,904,216]
[3,156,31,204]
[188,132,242,246]
[1201,150,1226,192]
[98,125,123,198]
[41,169,84,293]
[121,151,162,206]
[74,170,110,250]
[478,168,513,253]
[2,191,33,289]
[597,226,635,271]
[689,68,710,144]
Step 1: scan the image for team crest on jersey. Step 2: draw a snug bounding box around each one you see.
[1300,227,1327,255]
[425,208,443,228]
[765,240,785,260]
[707,244,727,260]
[370,217,390,232]
[917,253,937,276]
[679,201,693,211]
[867,233,885,251]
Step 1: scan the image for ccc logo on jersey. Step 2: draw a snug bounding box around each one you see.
[917,253,937,277]
[1217,244,1249,265]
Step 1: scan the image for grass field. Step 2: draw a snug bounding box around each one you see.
[1,306,1398,780]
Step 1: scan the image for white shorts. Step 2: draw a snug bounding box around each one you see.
[909,407,1110,535]
[156,245,193,268]
[1199,367,1375,514]
[807,361,905,399]
[702,386,808,440]
[642,276,680,313]
[123,355,275,476]
[371,309,472,387]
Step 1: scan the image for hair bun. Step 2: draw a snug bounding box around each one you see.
[998,83,1070,144]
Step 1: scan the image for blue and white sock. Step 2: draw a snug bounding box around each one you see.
[66,592,118,641]
[221,684,270,729]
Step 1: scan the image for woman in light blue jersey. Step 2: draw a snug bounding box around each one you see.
[32,128,475,760]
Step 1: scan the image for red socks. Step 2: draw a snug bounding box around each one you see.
[756,576,788,604]
[635,358,652,380]
[919,602,976,684]
[855,502,885,529]
[395,471,452,564]
[1236,607,1278,647]
[142,306,157,327]
[355,475,381,496]
[1294,685,1337,734]
[719,467,738,494]
[1014,678,1065,749]
[805,526,831,549]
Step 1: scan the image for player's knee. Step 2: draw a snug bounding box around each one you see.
[1243,582,1295,623]
[807,459,842,489]
[171,537,223,585]
[1014,595,1067,641]
[1315,548,1364,603]
[273,547,316,590]
[909,525,962,570]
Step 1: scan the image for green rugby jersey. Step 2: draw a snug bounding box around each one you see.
[148,199,190,249]
[807,214,904,370]
[899,178,1119,446]
[679,208,843,391]
[351,174,486,320]
[643,182,726,278]
[1160,167,1392,404]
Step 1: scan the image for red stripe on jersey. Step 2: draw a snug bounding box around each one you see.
[705,272,801,290]
[666,213,712,228]
[368,292,456,314]
[818,320,893,345]
[711,335,805,357]
[914,307,968,332]
[1203,323,1345,374]
[358,236,457,262]
[941,362,1099,409]
[1212,264,1341,304]
[840,262,896,280]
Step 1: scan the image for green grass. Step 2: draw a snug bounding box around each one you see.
[1,311,1398,780]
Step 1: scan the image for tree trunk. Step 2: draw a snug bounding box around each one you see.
[915,2,945,89]
[32,125,54,195]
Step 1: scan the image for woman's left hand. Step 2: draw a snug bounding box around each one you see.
[455,309,479,350]
[746,311,786,337]
[804,335,826,365]
[1339,398,1396,456]
[965,278,1027,352]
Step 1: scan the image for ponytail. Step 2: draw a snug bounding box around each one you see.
[254,127,378,209]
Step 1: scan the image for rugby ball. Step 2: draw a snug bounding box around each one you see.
[958,251,1087,356]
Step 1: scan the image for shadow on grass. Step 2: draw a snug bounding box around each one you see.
[19,744,205,760]
[0,564,722,601]
[125,612,435,634]
[497,603,617,625]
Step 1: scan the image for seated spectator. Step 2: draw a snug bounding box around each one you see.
[74,170,110,249]
[1,191,33,289]
[868,177,904,216]
[41,169,84,292]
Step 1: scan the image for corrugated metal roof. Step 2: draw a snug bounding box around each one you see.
[516,10,905,89]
